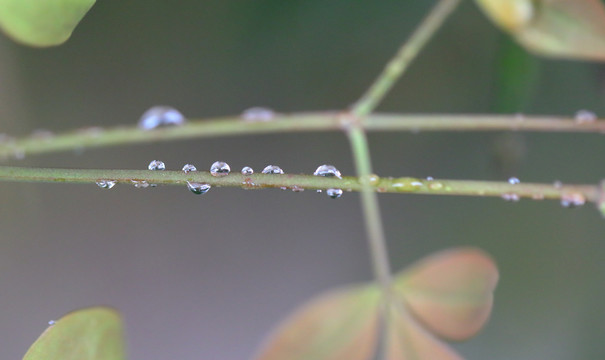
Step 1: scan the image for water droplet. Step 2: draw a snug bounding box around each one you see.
[290,185,304,192]
[426,176,434,181]
[241,166,254,175]
[48,320,56,326]
[508,177,520,185]
[182,164,197,173]
[313,164,342,179]
[148,160,165,171]
[138,106,185,130]
[262,165,284,174]
[410,181,423,188]
[187,182,211,195]
[502,193,520,202]
[132,180,150,188]
[428,182,443,190]
[241,107,275,122]
[367,174,380,186]
[561,192,585,208]
[96,180,116,189]
[210,161,230,176]
[575,110,597,124]
[326,188,343,199]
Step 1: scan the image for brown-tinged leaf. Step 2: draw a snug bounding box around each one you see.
[253,285,380,360]
[23,307,126,360]
[393,247,499,341]
[476,0,605,61]
[387,303,464,360]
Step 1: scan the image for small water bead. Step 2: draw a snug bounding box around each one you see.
[210,161,230,176]
[291,185,304,192]
[502,193,520,202]
[561,192,585,208]
[132,180,150,189]
[262,165,284,174]
[426,176,434,181]
[48,320,56,326]
[187,182,211,195]
[138,106,185,130]
[96,180,116,189]
[575,110,597,124]
[241,107,275,122]
[241,166,254,175]
[508,177,520,185]
[182,164,197,173]
[326,188,343,199]
[313,164,342,179]
[367,174,380,186]
[148,160,166,171]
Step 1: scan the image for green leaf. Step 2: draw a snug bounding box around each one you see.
[253,286,380,360]
[0,0,95,47]
[23,307,126,360]
[386,304,464,360]
[393,247,499,341]
[476,0,605,61]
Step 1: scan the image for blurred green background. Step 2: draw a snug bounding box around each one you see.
[1,1,605,359]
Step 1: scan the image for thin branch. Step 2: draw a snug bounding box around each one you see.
[2,113,603,160]
[0,165,599,204]
[352,0,462,116]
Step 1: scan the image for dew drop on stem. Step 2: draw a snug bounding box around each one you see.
[148,160,166,171]
[96,180,116,189]
[241,166,254,175]
[508,177,520,185]
[262,165,284,174]
[182,164,197,173]
[132,180,150,189]
[326,188,343,199]
[187,182,211,195]
[314,164,343,198]
[575,110,597,124]
[210,161,230,176]
[138,106,185,130]
[561,192,585,208]
[241,107,275,122]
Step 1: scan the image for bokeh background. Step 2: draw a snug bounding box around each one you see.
[1,1,605,359]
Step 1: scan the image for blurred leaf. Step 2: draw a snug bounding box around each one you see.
[393,248,499,341]
[23,307,126,360]
[253,286,380,360]
[0,0,95,47]
[386,304,464,360]
[476,0,605,61]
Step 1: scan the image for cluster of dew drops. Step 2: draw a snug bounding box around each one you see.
[96,160,344,199]
[92,105,344,197]
[94,105,592,205]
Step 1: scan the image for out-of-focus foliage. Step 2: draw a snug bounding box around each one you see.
[254,248,499,360]
[23,307,126,360]
[476,0,605,61]
[0,0,95,47]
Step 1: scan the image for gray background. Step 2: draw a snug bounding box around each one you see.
[1,1,605,359]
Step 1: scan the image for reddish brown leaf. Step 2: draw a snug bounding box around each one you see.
[253,285,380,360]
[393,248,499,341]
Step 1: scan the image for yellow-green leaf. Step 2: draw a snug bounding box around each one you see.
[476,0,605,61]
[393,247,499,341]
[387,304,464,360]
[23,307,126,360]
[253,286,380,360]
[0,0,95,47]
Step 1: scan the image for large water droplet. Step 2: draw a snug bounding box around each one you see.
[561,192,585,208]
[138,106,185,130]
[187,182,211,195]
[182,164,197,173]
[326,188,343,199]
[96,179,116,189]
[241,166,254,175]
[575,110,597,124]
[241,107,275,122]
[210,161,230,176]
[508,177,520,185]
[148,160,166,171]
[313,164,342,179]
[262,165,284,174]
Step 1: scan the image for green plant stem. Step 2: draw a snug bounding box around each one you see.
[0,165,598,202]
[352,0,462,116]
[3,113,602,159]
